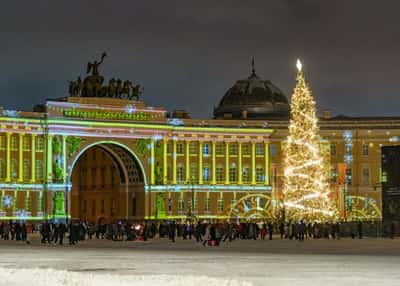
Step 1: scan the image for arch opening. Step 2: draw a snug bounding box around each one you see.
[69,142,146,223]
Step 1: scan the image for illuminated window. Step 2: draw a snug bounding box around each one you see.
[167,142,173,153]
[242,166,250,182]
[256,166,264,182]
[36,137,44,152]
[190,164,198,182]
[270,144,277,156]
[216,166,224,182]
[242,144,250,155]
[217,198,224,211]
[362,167,370,185]
[0,135,5,149]
[229,163,237,182]
[11,135,18,150]
[216,143,224,155]
[330,144,336,156]
[189,142,197,154]
[330,167,338,183]
[176,142,184,154]
[177,165,185,182]
[362,144,369,156]
[256,143,264,155]
[202,166,210,181]
[205,197,211,212]
[23,136,30,151]
[0,159,5,179]
[178,199,184,212]
[11,159,18,179]
[346,168,352,185]
[36,160,43,181]
[203,143,210,156]
[23,159,30,181]
[229,143,238,155]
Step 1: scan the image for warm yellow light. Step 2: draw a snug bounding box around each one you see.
[296,59,302,72]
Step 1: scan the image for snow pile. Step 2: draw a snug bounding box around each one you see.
[0,267,253,286]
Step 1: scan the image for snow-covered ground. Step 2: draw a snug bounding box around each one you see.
[0,238,400,286]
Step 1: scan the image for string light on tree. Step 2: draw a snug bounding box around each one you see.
[282,59,338,222]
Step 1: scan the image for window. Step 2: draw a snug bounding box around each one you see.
[0,135,5,149]
[23,159,30,181]
[229,164,237,182]
[330,167,338,183]
[270,144,277,156]
[205,196,211,212]
[176,142,184,154]
[36,137,44,152]
[0,159,5,178]
[178,199,184,212]
[189,142,197,154]
[362,167,370,185]
[229,143,238,155]
[11,159,18,179]
[362,144,369,156]
[216,143,224,155]
[216,166,224,182]
[23,137,30,151]
[203,143,210,156]
[256,143,264,155]
[346,168,352,185]
[91,200,96,216]
[36,160,43,181]
[167,142,173,154]
[330,144,336,156]
[11,135,18,150]
[256,166,264,182]
[190,164,198,182]
[242,144,250,155]
[202,166,210,181]
[91,168,96,188]
[101,167,106,187]
[217,198,224,211]
[242,166,250,182]
[177,165,185,182]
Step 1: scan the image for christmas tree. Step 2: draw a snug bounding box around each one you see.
[282,60,337,222]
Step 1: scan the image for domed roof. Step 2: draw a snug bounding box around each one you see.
[214,61,290,120]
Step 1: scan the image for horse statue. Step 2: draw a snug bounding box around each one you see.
[121,80,133,99]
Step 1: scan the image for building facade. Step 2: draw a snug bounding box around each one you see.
[0,63,391,222]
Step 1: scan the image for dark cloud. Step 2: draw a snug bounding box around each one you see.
[0,0,400,118]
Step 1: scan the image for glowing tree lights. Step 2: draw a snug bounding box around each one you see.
[282,60,337,222]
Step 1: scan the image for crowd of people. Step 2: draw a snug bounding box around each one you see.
[0,219,381,246]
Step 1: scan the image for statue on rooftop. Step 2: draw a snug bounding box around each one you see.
[87,52,107,76]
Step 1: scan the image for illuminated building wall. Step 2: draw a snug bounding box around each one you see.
[0,97,273,222]
[0,95,395,222]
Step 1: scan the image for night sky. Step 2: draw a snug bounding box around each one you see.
[0,1,400,118]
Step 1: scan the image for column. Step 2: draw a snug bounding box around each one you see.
[46,134,53,183]
[6,132,11,182]
[163,139,168,184]
[212,141,216,184]
[150,139,155,185]
[18,133,24,182]
[185,141,190,181]
[264,142,270,185]
[199,141,203,184]
[238,142,242,184]
[251,142,256,185]
[62,135,67,181]
[31,134,36,182]
[172,139,177,184]
[225,142,229,184]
